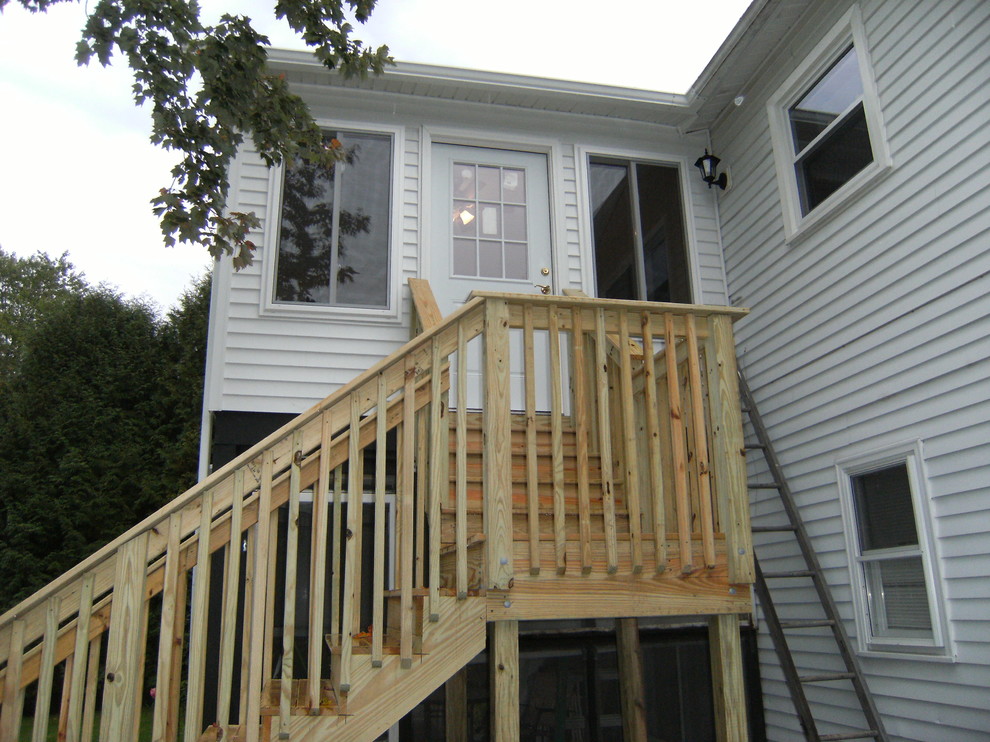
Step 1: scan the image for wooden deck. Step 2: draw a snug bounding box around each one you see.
[0,289,753,742]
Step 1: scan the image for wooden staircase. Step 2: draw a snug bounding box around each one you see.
[0,289,754,742]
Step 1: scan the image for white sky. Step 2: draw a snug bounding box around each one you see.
[0,0,750,309]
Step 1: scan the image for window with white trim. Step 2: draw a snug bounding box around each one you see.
[838,444,948,656]
[768,6,890,238]
[273,129,393,308]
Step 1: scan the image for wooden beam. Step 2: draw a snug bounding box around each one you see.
[615,618,648,742]
[490,621,519,742]
[445,667,468,742]
[484,299,514,589]
[709,613,749,742]
[409,277,444,332]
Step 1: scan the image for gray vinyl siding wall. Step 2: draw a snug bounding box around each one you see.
[206,85,727,415]
[711,1,990,740]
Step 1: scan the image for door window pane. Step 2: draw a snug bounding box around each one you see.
[450,161,528,280]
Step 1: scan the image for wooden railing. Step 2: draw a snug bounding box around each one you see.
[0,291,750,742]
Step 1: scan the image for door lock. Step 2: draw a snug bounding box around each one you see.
[535,284,551,295]
[540,267,550,276]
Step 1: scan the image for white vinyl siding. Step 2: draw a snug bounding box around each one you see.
[206,87,728,417]
[713,0,990,740]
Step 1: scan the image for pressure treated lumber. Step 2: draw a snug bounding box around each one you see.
[709,613,749,742]
[490,620,519,742]
[616,618,648,742]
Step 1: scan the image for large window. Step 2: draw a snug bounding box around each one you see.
[768,6,890,238]
[588,157,690,303]
[273,130,393,308]
[838,443,948,655]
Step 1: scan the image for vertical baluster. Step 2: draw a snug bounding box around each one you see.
[165,564,187,742]
[618,310,643,573]
[548,305,566,575]
[101,532,149,742]
[0,618,26,742]
[415,407,428,591]
[594,308,619,574]
[571,307,593,573]
[640,313,667,573]
[330,465,343,641]
[280,431,303,735]
[309,411,333,710]
[399,355,417,668]
[664,314,694,574]
[183,492,214,742]
[338,394,363,692]
[218,471,245,730]
[262,494,280,685]
[685,315,716,569]
[455,322,469,598]
[31,596,60,742]
[350,395,366,639]
[522,304,541,575]
[245,451,274,742]
[429,336,447,619]
[67,572,95,742]
[239,524,255,729]
[80,633,102,742]
[152,514,183,742]
[57,655,73,742]
[372,374,388,666]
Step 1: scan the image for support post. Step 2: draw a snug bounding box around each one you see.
[615,618,648,742]
[445,667,468,742]
[709,613,749,742]
[490,620,519,742]
[483,298,513,589]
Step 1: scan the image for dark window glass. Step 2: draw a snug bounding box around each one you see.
[275,131,392,307]
[589,158,690,303]
[852,464,918,551]
[796,104,873,214]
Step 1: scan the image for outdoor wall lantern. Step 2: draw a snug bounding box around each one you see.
[694,150,728,190]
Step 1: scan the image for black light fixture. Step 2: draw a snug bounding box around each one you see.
[694,149,728,190]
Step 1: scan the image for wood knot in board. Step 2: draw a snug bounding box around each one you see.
[293,450,303,466]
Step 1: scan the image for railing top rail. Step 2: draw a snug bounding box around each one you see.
[469,291,750,321]
[0,295,487,631]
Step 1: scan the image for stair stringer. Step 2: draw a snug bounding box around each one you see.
[290,595,486,742]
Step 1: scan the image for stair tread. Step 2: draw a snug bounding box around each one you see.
[260,679,339,716]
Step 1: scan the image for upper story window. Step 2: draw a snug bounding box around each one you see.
[768,6,890,239]
[273,130,393,308]
[838,443,949,657]
[588,157,691,303]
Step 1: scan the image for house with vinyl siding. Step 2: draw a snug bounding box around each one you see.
[0,1,986,741]
[197,0,989,739]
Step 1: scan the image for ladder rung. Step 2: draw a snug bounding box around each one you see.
[748,482,782,490]
[819,732,880,741]
[751,524,796,533]
[744,443,767,451]
[779,619,835,629]
[763,570,815,579]
[800,672,856,683]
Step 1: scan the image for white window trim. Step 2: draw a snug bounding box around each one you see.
[260,120,405,325]
[767,5,892,242]
[836,440,952,659]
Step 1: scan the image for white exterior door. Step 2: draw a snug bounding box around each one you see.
[430,145,555,409]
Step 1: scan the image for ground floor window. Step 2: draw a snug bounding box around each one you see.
[838,442,948,655]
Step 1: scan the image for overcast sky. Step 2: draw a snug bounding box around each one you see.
[0,0,750,309]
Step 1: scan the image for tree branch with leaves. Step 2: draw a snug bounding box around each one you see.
[3,0,392,268]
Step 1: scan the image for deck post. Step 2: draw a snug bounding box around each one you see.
[616,618,648,741]
[709,613,749,742]
[490,620,519,742]
[445,666,469,742]
[483,298,513,589]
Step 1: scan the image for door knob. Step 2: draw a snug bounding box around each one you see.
[535,284,551,295]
